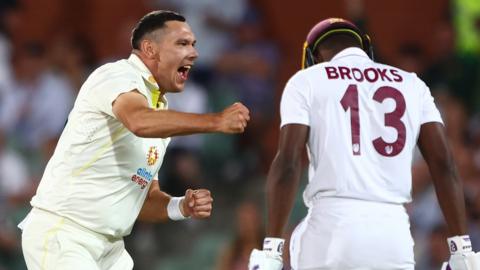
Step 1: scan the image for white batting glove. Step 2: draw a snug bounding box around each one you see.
[440,235,480,270]
[248,237,284,270]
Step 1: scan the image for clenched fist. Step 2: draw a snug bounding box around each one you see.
[181,189,213,219]
[217,102,250,133]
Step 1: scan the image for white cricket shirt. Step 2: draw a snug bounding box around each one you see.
[281,48,443,206]
[31,54,170,237]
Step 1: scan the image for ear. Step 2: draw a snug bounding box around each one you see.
[140,39,157,59]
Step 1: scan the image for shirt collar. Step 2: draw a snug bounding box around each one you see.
[331,47,370,61]
[128,53,166,109]
[127,53,159,87]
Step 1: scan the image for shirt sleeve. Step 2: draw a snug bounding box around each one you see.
[418,79,444,125]
[88,67,142,118]
[280,72,311,128]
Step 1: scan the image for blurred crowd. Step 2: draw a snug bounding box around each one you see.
[0,0,479,269]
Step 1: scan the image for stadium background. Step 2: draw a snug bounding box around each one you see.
[0,0,479,269]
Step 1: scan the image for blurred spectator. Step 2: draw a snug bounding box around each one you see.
[416,224,451,270]
[160,147,205,197]
[436,94,478,186]
[345,0,368,33]
[0,129,31,269]
[422,20,480,113]
[0,0,19,85]
[466,189,480,250]
[395,42,427,75]
[0,129,32,211]
[100,17,138,63]
[154,0,248,84]
[214,8,278,119]
[6,42,74,167]
[215,200,264,270]
[468,113,480,181]
[213,8,279,172]
[49,34,94,91]
[0,1,19,130]
[166,81,209,151]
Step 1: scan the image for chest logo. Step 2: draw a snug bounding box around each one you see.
[147,146,159,166]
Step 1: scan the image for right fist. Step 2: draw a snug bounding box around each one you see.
[217,102,250,133]
[182,189,213,219]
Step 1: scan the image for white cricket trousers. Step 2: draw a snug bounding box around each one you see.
[289,197,415,270]
[20,208,133,270]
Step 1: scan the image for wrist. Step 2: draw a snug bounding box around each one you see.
[448,235,472,255]
[263,237,285,256]
[210,113,222,133]
[167,196,189,220]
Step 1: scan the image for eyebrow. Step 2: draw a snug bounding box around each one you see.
[177,38,196,45]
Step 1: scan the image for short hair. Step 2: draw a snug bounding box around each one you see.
[131,10,186,50]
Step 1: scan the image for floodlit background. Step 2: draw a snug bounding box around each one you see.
[1,0,480,269]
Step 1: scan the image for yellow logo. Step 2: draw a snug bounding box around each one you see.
[329,18,345,24]
[147,146,159,166]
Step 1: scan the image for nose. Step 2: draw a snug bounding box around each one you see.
[189,46,199,61]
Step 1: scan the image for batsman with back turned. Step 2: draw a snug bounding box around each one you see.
[249,18,480,270]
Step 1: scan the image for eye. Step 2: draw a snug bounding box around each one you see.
[177,40,189,46]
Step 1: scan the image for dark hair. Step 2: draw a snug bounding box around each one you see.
[131,10,186,50]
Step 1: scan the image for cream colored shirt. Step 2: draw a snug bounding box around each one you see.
[31,54,170,237]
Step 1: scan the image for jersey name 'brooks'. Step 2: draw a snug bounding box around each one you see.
[324,66,403,83]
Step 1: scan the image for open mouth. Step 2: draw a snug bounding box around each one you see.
[177,65,192,81]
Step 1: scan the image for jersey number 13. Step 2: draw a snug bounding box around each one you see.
[340,84,406,157]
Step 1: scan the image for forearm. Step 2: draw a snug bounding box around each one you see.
[138,190,170,222]
[266,153,302,237]
[132,109,220,138]
[430,165,467,235]
[138,180,177,222]
[418,123,468,236]
[113,92,248,137]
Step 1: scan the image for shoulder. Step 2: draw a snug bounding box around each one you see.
[376,61,425,84]
[287,64,326,83]
[79,59,143,100]
[285,69,311,91]
[286,62,333,89]
[89,59,140,83]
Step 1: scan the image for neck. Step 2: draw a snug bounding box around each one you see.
[319,45,354,62]
[132,50,163,91]
[132,50,152,70]
[318,48,336,62]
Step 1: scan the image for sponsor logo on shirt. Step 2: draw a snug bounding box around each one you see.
[131,168,154,189]
[147,146,159,166]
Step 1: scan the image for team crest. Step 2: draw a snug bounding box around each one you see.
[147,146,159,166]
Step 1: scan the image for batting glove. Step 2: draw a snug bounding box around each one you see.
[441,235,480,270]
[248,237,284,270]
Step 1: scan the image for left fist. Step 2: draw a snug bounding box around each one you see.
[181,189,213,219]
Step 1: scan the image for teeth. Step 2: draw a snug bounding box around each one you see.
[183,65,191,70]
